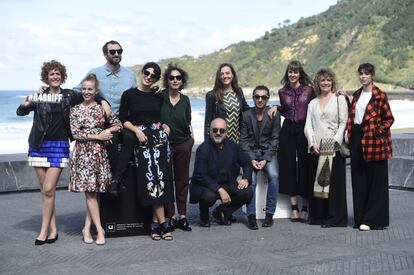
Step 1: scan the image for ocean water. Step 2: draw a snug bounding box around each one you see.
[2,90,413,155]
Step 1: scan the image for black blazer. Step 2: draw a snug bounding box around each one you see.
[239,106,281,162]
[204,89,250,141]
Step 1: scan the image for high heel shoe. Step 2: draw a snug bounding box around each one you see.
[46,233,59,244]
[96,238,106,245]
[96,230,106,246]
[290,205,300,222]
[82,229,93,244]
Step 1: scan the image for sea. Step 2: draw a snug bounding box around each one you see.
[2,90,414,155]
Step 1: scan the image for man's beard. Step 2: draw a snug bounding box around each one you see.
[212,136,224,147]
[108,57,121,66]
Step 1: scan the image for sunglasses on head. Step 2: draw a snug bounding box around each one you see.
[108,49,123,55]
[168,75,183,81]
[253,95,269,100]
[212,128,226,134]
[143,70,158,80]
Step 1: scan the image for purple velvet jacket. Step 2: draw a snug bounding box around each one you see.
[278,84,315,122]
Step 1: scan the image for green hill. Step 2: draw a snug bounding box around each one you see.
[131,0,414,91]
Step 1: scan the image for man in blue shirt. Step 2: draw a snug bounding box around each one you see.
[74,40,137,114]
[190,118,253,227]
[74,40,137,194]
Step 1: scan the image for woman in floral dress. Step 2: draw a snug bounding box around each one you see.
[69,74,122,245]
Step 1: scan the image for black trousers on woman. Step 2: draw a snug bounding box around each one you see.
[308,153,348,227]
[350,124,389,228]
[278,119,310,197]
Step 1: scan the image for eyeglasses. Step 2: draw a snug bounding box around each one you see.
[108,49,123,55]
[143,70,158,80]
[212,128,226,134]
[168,75,183,81]
[253,95,269,100]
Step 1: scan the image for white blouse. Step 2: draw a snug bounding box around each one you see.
[354,90,372,124]
[304,94,348,152]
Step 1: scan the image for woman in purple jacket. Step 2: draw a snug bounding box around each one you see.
[278,60,315,222]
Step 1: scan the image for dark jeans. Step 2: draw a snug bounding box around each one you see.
[198,183,253,221]
[165,138,194,218]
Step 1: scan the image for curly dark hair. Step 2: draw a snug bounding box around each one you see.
[40,60,67,85]
[162,63,188,90]
[313,68,337,96]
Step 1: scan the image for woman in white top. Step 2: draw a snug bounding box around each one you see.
[304,68,348,227]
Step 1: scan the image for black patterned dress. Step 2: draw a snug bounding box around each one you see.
[119,88,174,206]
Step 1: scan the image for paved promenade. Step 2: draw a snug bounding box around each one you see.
[1,180,414,274]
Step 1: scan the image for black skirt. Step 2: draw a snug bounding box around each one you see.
[133,123,174,206]
[278,119,310,197]
[308,153,348,226]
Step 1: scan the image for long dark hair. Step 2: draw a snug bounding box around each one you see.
[212,63,242,103]
[280,60,313,87]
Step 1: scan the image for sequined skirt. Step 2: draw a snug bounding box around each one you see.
[28,140,70,168]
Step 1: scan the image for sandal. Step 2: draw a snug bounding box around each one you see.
[161,222,173,241]
[290,205,300,222]
[150,223,162,241]
[299,206,309,223]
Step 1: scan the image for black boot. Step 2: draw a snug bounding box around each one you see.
[247,214,259,230]
[262,213,274,227]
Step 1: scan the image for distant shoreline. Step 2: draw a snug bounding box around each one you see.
[181,87,414,100]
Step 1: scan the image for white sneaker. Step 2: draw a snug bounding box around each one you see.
[359,224,370,231]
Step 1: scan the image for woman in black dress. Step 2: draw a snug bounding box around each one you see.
[116,62,174,240]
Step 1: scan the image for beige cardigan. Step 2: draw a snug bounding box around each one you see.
[304,94,348,152]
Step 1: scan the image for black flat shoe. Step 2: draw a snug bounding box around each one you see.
[371,226,386,230]
[199,220,211,227]
[35,238,47,246]
[46,233,59,244]
[177,218,192,232]
[212,208,231,226]
[321,224,334,228]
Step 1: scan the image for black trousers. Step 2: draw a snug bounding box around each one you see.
[308,153,348,227]
[113,129,138,181]
[106,131,121,173]
[278,119,310,197]
[198,183,253,221]
[350,125,389,228]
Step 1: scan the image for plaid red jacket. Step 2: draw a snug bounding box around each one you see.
[347,84,394,162]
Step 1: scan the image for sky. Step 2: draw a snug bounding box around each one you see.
[0,0,338,90]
